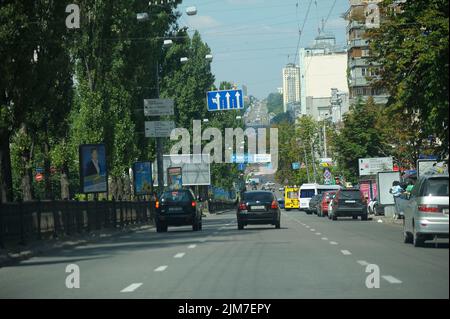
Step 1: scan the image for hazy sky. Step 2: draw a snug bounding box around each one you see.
[178,0,349,99]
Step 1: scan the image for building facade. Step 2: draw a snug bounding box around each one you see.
[282,64,301,113]
[346,0,389,105]
[299,33,349,123]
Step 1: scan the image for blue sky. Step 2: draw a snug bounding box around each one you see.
[178,0,349,99]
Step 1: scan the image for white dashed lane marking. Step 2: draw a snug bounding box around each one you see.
[382,275,402,284]
[315,232,321,235]
[154,265,168,272]
[188,244,197,249]
[321,237,328,241]
[174,253,185,259]
[330,241,338,245]
[341,250,352,255]
[310,229,315,231]
[120,283,143,292]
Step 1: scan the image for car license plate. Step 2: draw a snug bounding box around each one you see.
[345,200,356,203]
[443,209,449,215]
[251,205,265,210]
[168,207,182,212]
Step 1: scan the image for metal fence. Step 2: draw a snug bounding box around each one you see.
[0,199,155,248]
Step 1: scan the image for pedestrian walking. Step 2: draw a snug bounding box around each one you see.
[389,181,404,219]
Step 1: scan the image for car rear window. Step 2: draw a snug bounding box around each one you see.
[161,191,192,202]
[421,178,449,197]
[339,190,361,200]
[300,189,315,198]
[287,191,298,199]
[244,192,274,202]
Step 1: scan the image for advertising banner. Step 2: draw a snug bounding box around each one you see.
[133,162,152,195]
[79,144,108,194]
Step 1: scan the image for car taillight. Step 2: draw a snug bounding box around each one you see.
[418,205,440,213]
[271,200,278,209]
[239,202,247,210]
[155,201,160,209]
[191,201,196,207]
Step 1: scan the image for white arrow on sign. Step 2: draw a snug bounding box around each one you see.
[214,93,221,109]
[235,91,241,109]
[225,92,231,109]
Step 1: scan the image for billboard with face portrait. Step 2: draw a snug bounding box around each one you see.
[79,144,108,194]
[133,162,152,195]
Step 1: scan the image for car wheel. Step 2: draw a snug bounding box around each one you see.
[192,223,199,231]
[286,208,291,211]
[412,225,424,247]
[332,215,337,221]
[238,223,244,230]
[361,214,368,221]
[198,222,202,231]
[403,231,413,244]
[352,216,358,220]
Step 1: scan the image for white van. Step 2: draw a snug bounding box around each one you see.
[299,184,342,213]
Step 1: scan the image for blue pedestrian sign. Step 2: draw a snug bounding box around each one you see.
[207,89,244,111]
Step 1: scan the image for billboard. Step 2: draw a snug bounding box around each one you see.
[153,154,211,186]
[79,144,108,194]
[359,157,393,176]
[377,171,400,205]
[167,167,183,190]
[132,162,152,195]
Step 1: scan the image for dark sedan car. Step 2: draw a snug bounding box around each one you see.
[237,191,281,230]
[329,188,368,221]
[154,189,202,232]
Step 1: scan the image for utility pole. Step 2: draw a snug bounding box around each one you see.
[310,140,317,183]
[155,60,164,192]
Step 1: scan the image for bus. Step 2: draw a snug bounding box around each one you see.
[299,184,342,213]
[284,186,300,211]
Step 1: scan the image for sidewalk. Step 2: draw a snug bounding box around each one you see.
[0,223,153,267]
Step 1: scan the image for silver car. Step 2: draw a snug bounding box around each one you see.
[403,174,449,247]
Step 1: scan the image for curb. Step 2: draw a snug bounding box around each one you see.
[0,223,154,267]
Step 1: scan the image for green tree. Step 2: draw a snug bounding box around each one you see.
[367,0,449,158]
[266,92,283,115]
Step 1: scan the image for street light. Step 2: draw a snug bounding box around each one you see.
[205,54,213,62]
[163,39,173,48]
[136,12,149,22]
[180,57,189,64]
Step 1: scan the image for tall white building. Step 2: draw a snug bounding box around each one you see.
[282,63,301,113]
[299,33,349,122]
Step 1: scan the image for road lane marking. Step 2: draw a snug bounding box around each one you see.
[305,226,310,228]
[321,237,328,241]
[154,265,168,272]
[382,276,402,284]
[341,250,352,255]
[310,229,315,231]
[188,244,197,249]
[315,232,321,235]
[174,253,185,258]
[121,283,143,292]
[330,241,338,245]
[357,260,369,266]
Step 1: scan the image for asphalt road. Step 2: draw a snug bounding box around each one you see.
[0,209,448,299]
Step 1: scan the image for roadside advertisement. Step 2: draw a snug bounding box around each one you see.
[133,162,152,195]
[359,157,393,176]
[79,144,108,194]
[377,171,400,205]
[167,167,183,190]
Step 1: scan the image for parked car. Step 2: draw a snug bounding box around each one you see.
[277,198,285,209]
[328,188,368,221]
[308,194,322,215]
[403,174,449,247]
[155,189,203,232]
[317,191,337,217]
[237,191,281,230]
[367,196,385,216]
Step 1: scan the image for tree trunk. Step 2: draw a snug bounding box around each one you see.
[109,176,118,200]
[116,176,124,200]
[123,173,131,201]
[60,162,70,200]
[0,132,13,203]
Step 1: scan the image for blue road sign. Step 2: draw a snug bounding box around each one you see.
[238,163,246,171]
[292,162,300,170]
[207,89,244,111]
